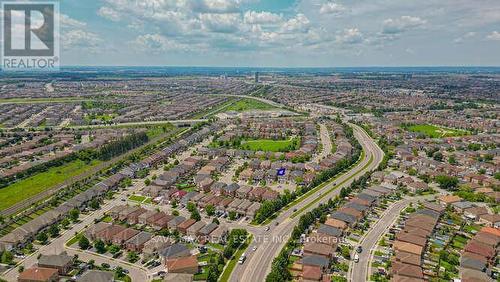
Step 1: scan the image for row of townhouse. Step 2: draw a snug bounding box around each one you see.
[102,205,229,246]
[390,203,442,281]
[0,173,125,252]
[290,183,397,281]
[140,122,225,167]
[460,226,500,282]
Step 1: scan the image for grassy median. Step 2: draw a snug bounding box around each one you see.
[0,159,101,211]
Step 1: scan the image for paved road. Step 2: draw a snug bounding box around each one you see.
[349,194,437,282]
[350,199,411,282]
[311,123,333,163]
[230,123,385,282]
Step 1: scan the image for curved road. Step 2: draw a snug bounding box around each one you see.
[230,123,384,282]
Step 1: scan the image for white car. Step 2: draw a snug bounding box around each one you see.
[353,253,359,263]
[252,246,257,251]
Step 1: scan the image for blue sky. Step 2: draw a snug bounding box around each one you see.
[54,0,500,67]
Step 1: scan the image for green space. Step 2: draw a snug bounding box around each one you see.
[101,215,113,223]
[219,234,253,282]
[240,137,300,152]
[128,195,146,202]
[225,98,277,112]
[402,123,469,138]
[0,159,101,211]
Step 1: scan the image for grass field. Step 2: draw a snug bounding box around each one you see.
[240,137,300,152]
[404,124,469,138]
[225,98,277,112]
[0,159,101,211]
[128,195,146,202]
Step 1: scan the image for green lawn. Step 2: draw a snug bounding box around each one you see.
[0,159,101,211]
[101,215,113,223]
[128,195,146,202]
[225,98,277,112]
[240,137,300,152]
[403,124,469,138]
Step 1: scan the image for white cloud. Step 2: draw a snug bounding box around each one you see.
[243,11,282,24]
[453,31,476,43]
[188,0,242,14]
[200,13,241,33]
[62,29,102,50]
[132,34,193,52]
[336,28,364,44]
[382,16,427,34]
[486,31,500,40]
[280,14,310,33]
[60,14,87,29]
[98,7,121,22]
[319,2,346,15]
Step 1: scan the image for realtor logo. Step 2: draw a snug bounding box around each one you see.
[2,2,59,70]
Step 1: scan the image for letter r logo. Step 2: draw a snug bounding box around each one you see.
[3,3,55,56]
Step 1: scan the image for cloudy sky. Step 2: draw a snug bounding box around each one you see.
[55,0,500,67]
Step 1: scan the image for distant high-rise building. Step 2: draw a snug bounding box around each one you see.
[255,72,259,83]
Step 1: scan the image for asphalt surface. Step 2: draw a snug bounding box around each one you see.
[349,193,438,282]
[349,199,411,282]
[230,123,385,282]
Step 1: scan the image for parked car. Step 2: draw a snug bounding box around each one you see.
[356,246,363,253]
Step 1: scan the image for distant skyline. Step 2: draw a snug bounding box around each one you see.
[53,0,500,67]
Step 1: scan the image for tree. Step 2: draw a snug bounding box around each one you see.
[144,179,151,186]
[340,245,350,259]
[433,151,443,162]
[78,235,90,250]
[206,204,215,216]
[60,218,70,229]
[206,264,221,282]
[108,245,120,255]
[435,175,459,190]
[94,240,106,254]
[18,266,24,273]
[48,224,60,238]
[228,211,237,220]
[69,208,80,222]
[191,209,201,221]
[1,251,13,264]
[36,232,48,244]
[89,199,100,210]
[127,251,139,263]
[186,202,196,212]
[115,266,125,278]
[212,218,220,225]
